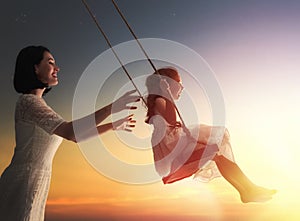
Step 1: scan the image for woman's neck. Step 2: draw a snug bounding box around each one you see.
[29,88,45,98]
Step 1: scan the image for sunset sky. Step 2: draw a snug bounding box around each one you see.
[1,0,300,220]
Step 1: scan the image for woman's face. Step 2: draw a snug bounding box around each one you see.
[34,51,60,86]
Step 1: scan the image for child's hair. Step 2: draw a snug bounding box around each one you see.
[14,45,51,95]
[145,67,179,124]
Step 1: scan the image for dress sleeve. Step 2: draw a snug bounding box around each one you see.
[18,95,65,134]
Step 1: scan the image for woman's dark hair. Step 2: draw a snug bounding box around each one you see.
[145,67,179,124]
[14,45,52,95]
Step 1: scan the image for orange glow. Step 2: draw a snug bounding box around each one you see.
[2,110,300,221]
[42,139,300,220]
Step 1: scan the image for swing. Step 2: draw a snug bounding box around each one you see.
[81,0,188,133]
[81,0,220,184]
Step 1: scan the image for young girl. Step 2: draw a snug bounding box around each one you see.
[0,46,139,220]
[145,67,276,203]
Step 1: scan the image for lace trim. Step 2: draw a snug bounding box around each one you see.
[15,94,65,134]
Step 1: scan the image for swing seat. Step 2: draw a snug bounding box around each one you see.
[162,144,219,184]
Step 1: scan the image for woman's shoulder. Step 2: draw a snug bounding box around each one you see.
[16,94,46,109]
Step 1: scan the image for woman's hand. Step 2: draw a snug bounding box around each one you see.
[112,90,140,113]
[113,114,136,132]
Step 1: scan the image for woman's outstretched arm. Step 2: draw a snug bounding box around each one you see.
[53,90,139,142]
[75,114,136,142]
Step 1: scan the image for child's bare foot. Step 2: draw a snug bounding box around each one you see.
[240,186,277,203]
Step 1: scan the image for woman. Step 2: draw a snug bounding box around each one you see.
[145,67,276,203]
[0,45,140,220]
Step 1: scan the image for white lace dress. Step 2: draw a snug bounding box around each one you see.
[0,94,65,221]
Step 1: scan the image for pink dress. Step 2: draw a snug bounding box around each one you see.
[0,94,65,221]
[151,115,235,184]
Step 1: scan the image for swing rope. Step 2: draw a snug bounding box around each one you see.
[81,0,192,137]
[81,0,146,105]
[111,0,157,72]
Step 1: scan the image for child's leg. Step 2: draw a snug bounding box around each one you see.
[214,155,276,203]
